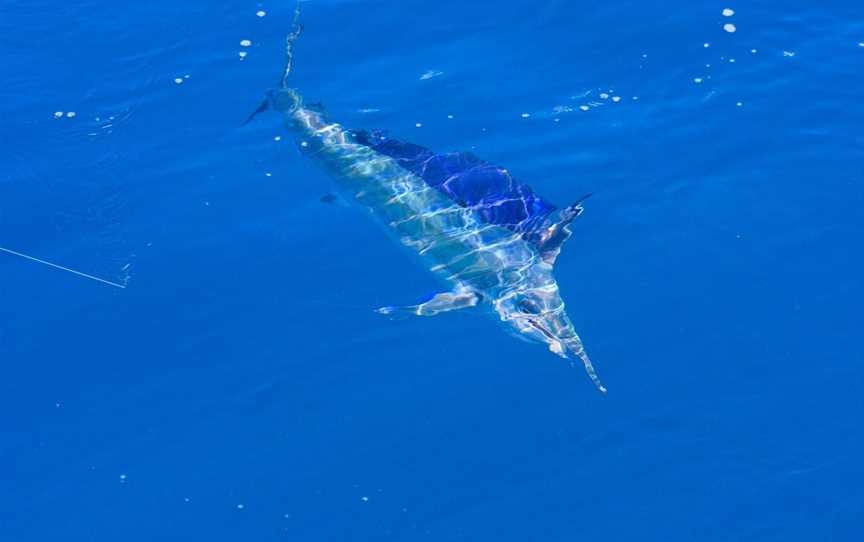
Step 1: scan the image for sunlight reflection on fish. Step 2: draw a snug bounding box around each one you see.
[247,2,609,393]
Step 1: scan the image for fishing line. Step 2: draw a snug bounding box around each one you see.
[0,245,126,289]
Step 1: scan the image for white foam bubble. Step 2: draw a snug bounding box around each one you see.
[119,474,127,481]
[174,77,183,84]
[736,101,743,107]
[723,23,736,33]
[240,39,252,47]
[415,122,423,128]
[751,49,758,54]
[612,96,621,102]
[729,58,736,63]
[447,114,454,119]
[274,136,281,141]
[265,172,272,177]
[704,42,710,48]
[859,42,864,48]
[783,50,796,57]
[237,504,245,510]
[600,93,609,99]
[238,51,248,59]
[722,8,735,17]
[579,105,589,111]
[54,111,64,118]
[66,111,76,118]
[693,77,703,84]
[256,10,266,17]
[520,113,530,118]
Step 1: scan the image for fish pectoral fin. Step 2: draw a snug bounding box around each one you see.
[243,91,274,125]
[375,289,481,317]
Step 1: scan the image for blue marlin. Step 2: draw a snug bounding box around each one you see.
[255,6,607,393]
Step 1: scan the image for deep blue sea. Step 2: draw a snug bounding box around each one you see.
[2,1,863,540]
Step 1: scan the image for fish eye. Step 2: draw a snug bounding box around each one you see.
[518,298,541,314]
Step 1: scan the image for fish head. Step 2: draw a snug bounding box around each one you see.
[493,268,606,393]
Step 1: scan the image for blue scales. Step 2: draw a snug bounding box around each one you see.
[351,129,558,245]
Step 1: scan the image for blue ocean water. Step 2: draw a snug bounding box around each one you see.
[2,0,863,540]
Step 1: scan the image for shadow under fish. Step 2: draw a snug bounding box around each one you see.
[249,3,608,393]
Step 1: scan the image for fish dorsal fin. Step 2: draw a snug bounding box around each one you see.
[538,193,591,264]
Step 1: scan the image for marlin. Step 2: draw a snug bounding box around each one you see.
[254,5,607,393]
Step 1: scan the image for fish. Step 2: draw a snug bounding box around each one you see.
[253,4,607,393]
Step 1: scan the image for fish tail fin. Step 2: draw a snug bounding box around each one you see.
[244,1,304,124]
[279,1,304,91]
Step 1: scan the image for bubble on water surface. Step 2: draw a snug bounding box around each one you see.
[693,77,703,84]
[53,111,64,118]
[173,78,183,84]
[723,23,736,33]
[520,113,530,118]
[415,122,423,128]
[256,10,266,17]
[579,105,589,111]
[240,39,252,47]
[612,96,621,102]
[783,50,796,57]
[238,51,248,59]
[722,8,735,17]
[704,42,710,48]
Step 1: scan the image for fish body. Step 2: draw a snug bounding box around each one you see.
[264,8,606,392]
